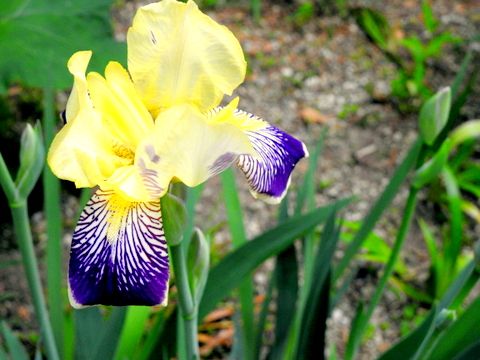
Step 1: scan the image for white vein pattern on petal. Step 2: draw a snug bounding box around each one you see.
[236,121,306,200]
[69,190,169,306]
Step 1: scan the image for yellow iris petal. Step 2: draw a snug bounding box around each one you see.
[127,0,246,114]
[135,104,255,194]
[48,109,130,188]
[48,52,133,188]
[65,51,92,122]
[86,62,153,149]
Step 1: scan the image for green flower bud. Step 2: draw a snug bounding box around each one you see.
[15,122,45,199]
[419,87,451,145]
[160,193,187,246]
[435,308,457,331]
[187,228,210,304]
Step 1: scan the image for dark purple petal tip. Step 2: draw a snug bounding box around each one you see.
[237,125,308,203]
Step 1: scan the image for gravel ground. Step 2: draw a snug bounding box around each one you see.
[1,0,479,358]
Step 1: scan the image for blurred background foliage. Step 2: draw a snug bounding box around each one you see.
[1,0,480,359]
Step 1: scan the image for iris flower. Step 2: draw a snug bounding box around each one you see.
[48,0,307,307]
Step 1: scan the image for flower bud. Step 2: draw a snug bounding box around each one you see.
[187,228,210,304]
[15,122,44,199]
[160,193,187,246]
[435,308,457,331]
[419,87,451,145]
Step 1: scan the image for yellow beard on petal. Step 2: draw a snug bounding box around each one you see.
[105,193,136,244]
[112,143,135,163]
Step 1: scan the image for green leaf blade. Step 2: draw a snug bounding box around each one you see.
[114,307,151,360]
[296,213,340,358]
[378,305,438,360]
[0,322,29,360]
[0,0,125,91]
[198,197,352,319]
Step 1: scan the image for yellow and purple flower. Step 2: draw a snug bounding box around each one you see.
[48,0,308,307]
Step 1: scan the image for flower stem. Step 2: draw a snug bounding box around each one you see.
[42,87,64,357]
[170,242,199,359]
[0,154,18,203]
[11,201,60,360]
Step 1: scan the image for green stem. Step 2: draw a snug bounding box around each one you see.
[42,87,64,357]
[170,242,199,360]
[11,201,60,360]
[0,154,18,203]
[346,188,418,359]
[251,0,261,22]
[442,166,463,278]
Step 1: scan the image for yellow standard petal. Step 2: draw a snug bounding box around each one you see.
[127,0,246,114]
[86,61,153,149]
[48,52,131,188]
[134,104,255,196]
[48,108,131,188]
[65,50,92,122]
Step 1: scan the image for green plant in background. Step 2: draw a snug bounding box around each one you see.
[340,51,476,358]
[354,0,461,110]
[0,124,59,360]
[251,0,261,22]
[291,0,349,26]
[291,2,316,27]
[1,1,480,360]
[418,218,471,302]
[375,67,480,359]
[398,304,426,337]
[203,61,480,358]
[409,66,480,303]
[339,220,409,277]
[0,0,125,91]
[338,104,360,120]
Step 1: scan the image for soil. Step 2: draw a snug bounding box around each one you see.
[1,0,479,358]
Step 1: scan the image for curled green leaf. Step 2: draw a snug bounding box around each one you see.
[450,120,480,147]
